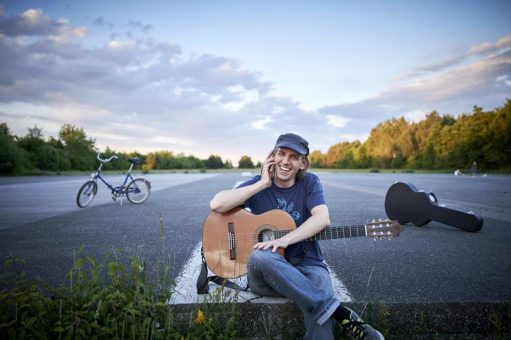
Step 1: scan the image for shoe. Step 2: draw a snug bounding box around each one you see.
[339,307,384,340]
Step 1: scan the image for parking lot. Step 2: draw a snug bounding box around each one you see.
[0,172,510,305]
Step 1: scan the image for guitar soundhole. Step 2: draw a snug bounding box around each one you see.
[257,229,276,242]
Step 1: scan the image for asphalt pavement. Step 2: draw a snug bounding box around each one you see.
[0,172,510,306]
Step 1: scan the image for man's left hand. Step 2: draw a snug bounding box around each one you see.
[253,238,289,253]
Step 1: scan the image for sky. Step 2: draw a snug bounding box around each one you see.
[0,0,510,164]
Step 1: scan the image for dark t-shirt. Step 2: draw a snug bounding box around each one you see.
[237,172,326,264]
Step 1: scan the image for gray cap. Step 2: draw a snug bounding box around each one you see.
[274,133,309,156]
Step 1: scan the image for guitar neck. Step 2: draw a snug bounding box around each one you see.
[275,225,367,241]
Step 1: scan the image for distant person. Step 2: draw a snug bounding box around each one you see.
[210,133,384,340]
[454,169,463,176]
[470,161,477,177]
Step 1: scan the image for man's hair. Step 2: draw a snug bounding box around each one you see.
[262,148,309,181]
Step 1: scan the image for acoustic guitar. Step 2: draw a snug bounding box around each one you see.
[384,182,483,232]
[202,207,403,279]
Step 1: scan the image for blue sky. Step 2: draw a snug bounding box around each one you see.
[0,1,510,164]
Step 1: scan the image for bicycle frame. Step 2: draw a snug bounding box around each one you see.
[90,153,137,197]
[77,150,150,208]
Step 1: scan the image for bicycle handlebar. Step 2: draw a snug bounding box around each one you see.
[96,151,119,163]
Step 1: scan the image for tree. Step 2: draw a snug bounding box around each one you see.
[15,125,65,171]
[326,142,352,168]
[224,160,233,169]
[485,99,511,168]
[144,152,156,171]
[309,150,326,168]
[17,125,45,167]
[205,155,224,169]
[238,155,254,168]
[0,123,31,174]
[364,117,410,168]
[59,124,96,170]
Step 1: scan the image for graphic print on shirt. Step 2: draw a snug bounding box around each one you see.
[277,198,301,221]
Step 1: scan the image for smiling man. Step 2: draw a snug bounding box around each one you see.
[210,133,383,339]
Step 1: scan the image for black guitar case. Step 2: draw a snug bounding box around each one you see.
[384,182,483,232]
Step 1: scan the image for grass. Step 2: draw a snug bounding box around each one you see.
[0,250,239,339]
[2,255,510,339]
[0,213,240,339]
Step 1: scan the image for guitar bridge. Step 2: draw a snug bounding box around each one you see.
[228,222,236,260]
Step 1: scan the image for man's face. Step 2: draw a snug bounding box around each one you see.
[273,147,306,185]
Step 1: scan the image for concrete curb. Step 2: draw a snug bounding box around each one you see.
[171,301,511,339]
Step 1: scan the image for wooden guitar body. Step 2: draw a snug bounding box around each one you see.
[202,208,295,279]
[202,207,402,279]
[384,182,483,232]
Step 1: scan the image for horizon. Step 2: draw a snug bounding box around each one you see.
[2,98,508,167]
[1,1,510,164]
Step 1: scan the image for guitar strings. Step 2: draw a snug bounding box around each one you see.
[215,224,396,245]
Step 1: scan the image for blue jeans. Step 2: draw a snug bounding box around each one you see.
[247,249,340,340]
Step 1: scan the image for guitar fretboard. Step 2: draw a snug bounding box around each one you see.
[273,225,367,241]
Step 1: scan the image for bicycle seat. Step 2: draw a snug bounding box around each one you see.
[128,158,141,165]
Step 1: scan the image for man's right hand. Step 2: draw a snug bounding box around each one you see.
[210,157,274,213]
[260,156,275,188]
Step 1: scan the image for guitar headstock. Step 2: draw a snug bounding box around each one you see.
[366,219,403,239]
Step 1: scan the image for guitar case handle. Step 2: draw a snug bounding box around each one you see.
[428,192,438,204]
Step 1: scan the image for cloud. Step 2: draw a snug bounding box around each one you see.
[0,9,298,161]
[251,116,273,130]
[320,37,511,140]
[93,16,114,30]
[326,115,349,129]
[0,9,87,42]
[403,35,511,77]
[128,20,153,34]
[0,8,509,163]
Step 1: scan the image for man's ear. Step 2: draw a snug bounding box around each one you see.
[299,159,306,170]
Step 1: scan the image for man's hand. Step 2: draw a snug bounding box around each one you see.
[260,156,275,188]
[253,238,289,253]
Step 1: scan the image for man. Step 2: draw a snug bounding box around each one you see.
[210,133,383,340]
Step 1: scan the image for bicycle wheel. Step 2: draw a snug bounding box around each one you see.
[126,178,151,204]
[76,180,98,208]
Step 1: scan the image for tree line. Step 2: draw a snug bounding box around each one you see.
[1,99,510,174]
[0,123,248,174]
[311,99,511,171]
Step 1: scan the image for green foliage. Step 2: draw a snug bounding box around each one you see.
[59,124,96,170]
[204,155,224,169]
[142,151,206,171]
[313,99,511,170]
[223,160,233,169]
[0,251,239,339]
[238,155,254,168]
[0,123,32,174]
[186,289,239,340]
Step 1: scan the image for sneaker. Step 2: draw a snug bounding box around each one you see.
[339,307,384,340]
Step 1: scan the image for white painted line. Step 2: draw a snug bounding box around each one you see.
[169,242,352,304]
[169,242,290,304]
[329,263,353,302]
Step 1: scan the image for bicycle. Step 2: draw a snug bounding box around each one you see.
[76,150,151,208]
